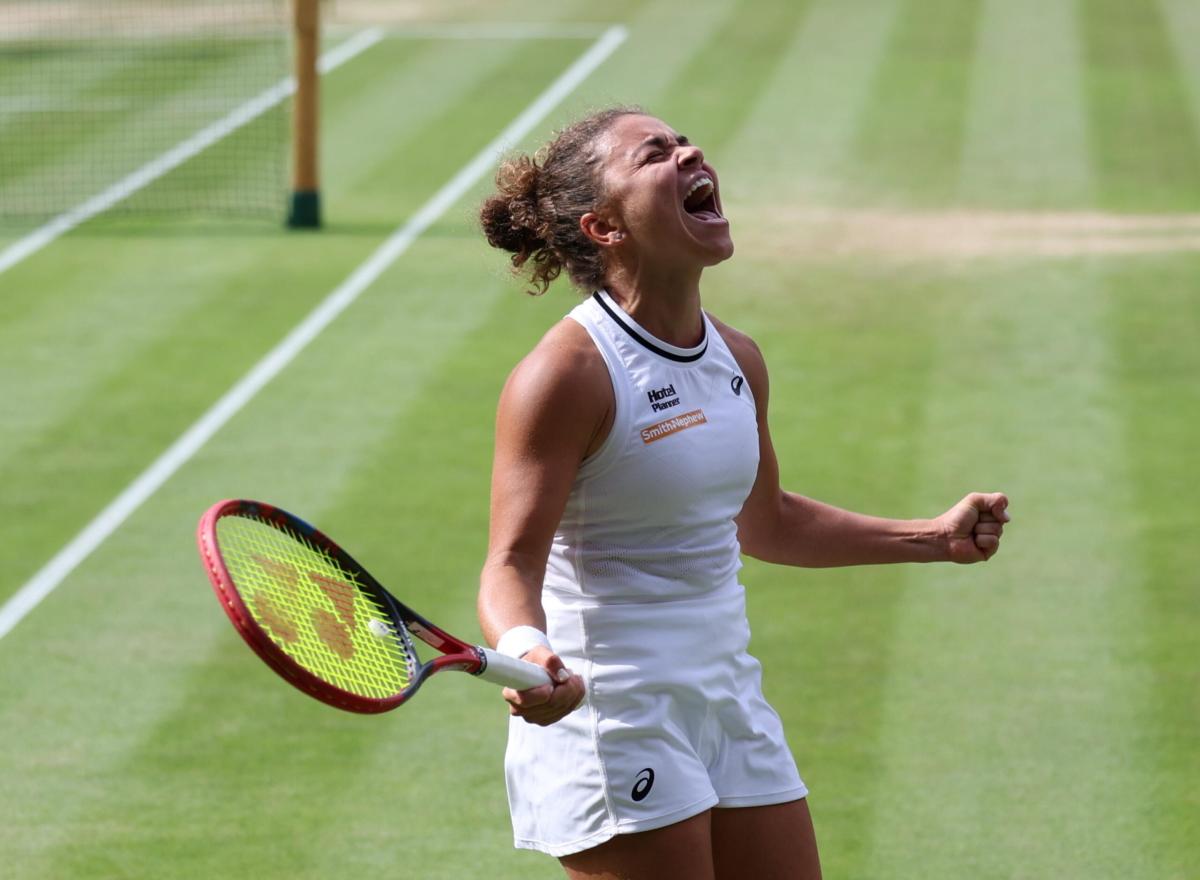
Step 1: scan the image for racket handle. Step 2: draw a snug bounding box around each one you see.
[476,647,554,690]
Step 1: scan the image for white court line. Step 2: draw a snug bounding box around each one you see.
[0,27,386,279]
[0,25,629,641]
[366,23,614,39]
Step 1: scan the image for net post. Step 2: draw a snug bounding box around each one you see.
[287,0,321,228]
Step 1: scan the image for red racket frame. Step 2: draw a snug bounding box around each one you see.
[197,498,491,714]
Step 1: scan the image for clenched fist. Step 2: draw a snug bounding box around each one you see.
[936,492,1010,563]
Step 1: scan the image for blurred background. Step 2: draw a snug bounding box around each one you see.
[1,1,1196,877]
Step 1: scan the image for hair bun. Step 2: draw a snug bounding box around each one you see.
[480,155,546,256]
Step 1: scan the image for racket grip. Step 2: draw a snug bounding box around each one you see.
[476,647,554,690]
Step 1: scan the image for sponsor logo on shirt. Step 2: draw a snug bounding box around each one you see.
[640,409,707,444]
[647,383,681,412]
[631,767,655,802]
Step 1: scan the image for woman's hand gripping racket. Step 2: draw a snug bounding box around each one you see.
[196,499,550,713]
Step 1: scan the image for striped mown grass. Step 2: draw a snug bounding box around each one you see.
[1,1,1197,877]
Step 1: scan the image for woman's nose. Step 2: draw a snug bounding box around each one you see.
[677,144,705,168]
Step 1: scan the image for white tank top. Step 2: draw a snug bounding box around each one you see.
[543,290,761,605]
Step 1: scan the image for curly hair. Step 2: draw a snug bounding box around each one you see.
[479,106,643,295]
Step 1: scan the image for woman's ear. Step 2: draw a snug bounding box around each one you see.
[580,211,625,247]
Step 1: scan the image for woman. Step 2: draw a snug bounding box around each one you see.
[476,107,1008,880]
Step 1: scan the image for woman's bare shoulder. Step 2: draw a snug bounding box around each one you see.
[508,317,606,391]
[499,317,611,434]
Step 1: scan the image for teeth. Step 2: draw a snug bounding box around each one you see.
[685,177,713,202]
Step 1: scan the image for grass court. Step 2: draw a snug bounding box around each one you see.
[1,0,1197,877]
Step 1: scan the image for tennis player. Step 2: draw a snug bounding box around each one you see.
[476,108,1008,880]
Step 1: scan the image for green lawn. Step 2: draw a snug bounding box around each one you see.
[1,1,1197,877]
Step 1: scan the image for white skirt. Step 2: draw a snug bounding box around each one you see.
[504,584,808,857]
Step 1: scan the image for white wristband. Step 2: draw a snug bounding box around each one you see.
[496,625,552,659]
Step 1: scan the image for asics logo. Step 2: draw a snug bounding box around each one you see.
[632,767,655,802]
[731,375,744,396]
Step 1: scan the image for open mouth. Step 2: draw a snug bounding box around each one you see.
[682,176,724,222]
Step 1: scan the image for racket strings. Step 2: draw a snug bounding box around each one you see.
[217,514,416,699]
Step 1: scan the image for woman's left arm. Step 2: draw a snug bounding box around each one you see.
[719,322,1009,568]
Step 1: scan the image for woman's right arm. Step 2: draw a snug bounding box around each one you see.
[478,319,612,726]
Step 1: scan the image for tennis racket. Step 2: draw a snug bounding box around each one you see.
[196,499,550,713]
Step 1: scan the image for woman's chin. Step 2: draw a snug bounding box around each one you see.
[701,233,735,266]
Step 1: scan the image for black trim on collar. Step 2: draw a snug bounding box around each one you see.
[592,292,708,363]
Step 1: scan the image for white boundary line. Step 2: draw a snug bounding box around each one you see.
[0,25,629,642]
[0,27,386,279]
[360,23,614,39]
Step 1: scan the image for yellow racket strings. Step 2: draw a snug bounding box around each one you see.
[217,514,415,699]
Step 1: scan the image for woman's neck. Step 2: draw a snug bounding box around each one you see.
[603,263,705,348]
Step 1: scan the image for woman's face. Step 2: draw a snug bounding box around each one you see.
[592,114,734,271]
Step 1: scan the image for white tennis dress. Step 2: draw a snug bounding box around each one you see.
[505,290,807,857]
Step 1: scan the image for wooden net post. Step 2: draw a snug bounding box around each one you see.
[287,0,321,228]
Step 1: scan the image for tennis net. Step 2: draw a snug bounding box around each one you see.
[0,0,289,222]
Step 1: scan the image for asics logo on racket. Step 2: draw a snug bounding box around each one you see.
[631,767,655,802]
